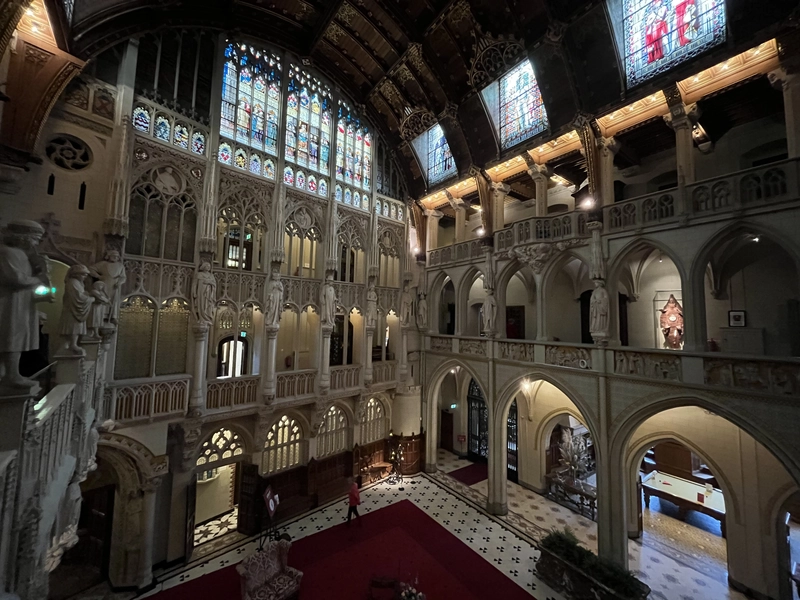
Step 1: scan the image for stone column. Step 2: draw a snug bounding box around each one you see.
[399,327,409,385]
[137,479,160,588]
[425,209,443,251]
[597,137,620,207]
[490,182,511,232]
[769,68,800,158]
[364,327,374,385]
[188,323,209,416]
[681,271,707,352]
[320,324,332,392]
[664,102,699,186]
[534,273,547,341]
[527,165,550,217]
[262,326,278,400]
[446,193,467,243]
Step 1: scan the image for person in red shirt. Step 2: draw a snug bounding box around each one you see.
[347,477,362,526]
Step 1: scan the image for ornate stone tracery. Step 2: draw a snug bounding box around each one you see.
[399,107,437,141]
[468,28,526,89]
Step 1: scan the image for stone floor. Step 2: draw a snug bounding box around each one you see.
[193,507,239,546]
[434,450,745,600]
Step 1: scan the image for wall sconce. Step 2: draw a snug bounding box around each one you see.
[450,403,457,410]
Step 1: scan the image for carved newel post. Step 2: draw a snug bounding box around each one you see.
[0,220,48,393]
[587,222,610,345]
[58,264,95,356]
[364,276,378,385]
[263,267,284,400]
[189,260,216,415]
[319,271,337,391]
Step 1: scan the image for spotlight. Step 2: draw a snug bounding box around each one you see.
[580,197,595,210]
[412,246,419,253]
[450,368,456,374]
[476,227,485,236]
[753,236,760,242]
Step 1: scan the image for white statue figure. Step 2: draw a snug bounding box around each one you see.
[264,270,284,328]
[321,273,337,326]
[366,280,378,328]
[190,261,217,325]
[91,249,126,324]
[589,281,610,339]
[0,220,48,389]
[399,281,413,327]
[482,290,497,334]
[58,264,95,356]
[87,281,111,338]
[417,293,428,330]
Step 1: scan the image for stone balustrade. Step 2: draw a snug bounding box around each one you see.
[214,268,269,305]
[372,361,397,384]
[495,211,589,251]
[0,451,16,592]
[206,375,261,410]
[330,364,362,391]
[105,376,190,423]
[123,257,196,303]
[428,239,484,267]
[276,369,316,399]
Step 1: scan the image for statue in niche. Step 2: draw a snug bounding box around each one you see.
[589,281,610,340]
[190,261,217,325]
[58,264,95,356]
[265,270,284,328]
[321,273,337,326]
[659,294,684,349]
[87,281,110,338]
[416,293,428,330]
[399,281,413,327]
[0,220,49,389]
[366,280,378,329]
[90,250,126,324]
[589,226,605,281]
[482,290,497,334]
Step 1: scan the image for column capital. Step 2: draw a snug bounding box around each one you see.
[527,164,550,181]
[490,181,511,195]
[192,322,210,338]
[424,208,443,219]
[598,136,620,157]
[663,102,700,130]
[768,66,800,91]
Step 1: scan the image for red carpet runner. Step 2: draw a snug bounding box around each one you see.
[151,499,533,599]
[447,462,488,487]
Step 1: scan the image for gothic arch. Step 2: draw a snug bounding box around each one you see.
[607,236,689,293]
[98,432,169,481]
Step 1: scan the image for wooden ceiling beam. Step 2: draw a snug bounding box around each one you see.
[308,0,346,54]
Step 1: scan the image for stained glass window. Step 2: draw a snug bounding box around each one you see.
[319,178,328,197]
[218,142,232,165]
[133,106,151,132]
[154,115,171,141]
[283,166,294,185]
[335,101,371,191]
[335,184,343,202]
[296,170,306,190]
[265,159,276,180]
[285,65,332,179]
[234,148,247,169]
[250,153,261,175]
[481,60,548,150]
[621,0,726,87]
[412,123,456,186]
[344,187,352,205]
[220,42,282,160]
[191,131,206,155]
[308,175,317,193]
[173,124,189,149]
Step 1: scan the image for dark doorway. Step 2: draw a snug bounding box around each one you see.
[48,485,115,600]
[440,409,454,453]
[506,306,525,339]
[507,400,518,482]
[467,379,488,462]
[580,289,592,344]
[619,293,629,346]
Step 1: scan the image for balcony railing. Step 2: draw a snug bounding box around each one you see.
[214,269,268,305]
[372,360,397,384]
[428,239,484,267]
[122,257,196,303]
[276,369,316,399]
[105,376,189,423]
[496,212,589,251]
[0,451,16,592]
[21,384,75,493]
[330,364,362,391]
[207,375,261,410]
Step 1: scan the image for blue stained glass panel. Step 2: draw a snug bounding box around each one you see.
[425,124,456,185]
[495,61,548,150]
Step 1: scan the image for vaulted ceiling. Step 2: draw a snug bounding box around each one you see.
[62,0,798,198]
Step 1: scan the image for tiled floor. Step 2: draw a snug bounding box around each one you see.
[193,507,239,546]
[139,474,564,600]
[434,450,745,600]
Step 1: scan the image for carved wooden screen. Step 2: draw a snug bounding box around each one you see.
[114,296,155,380]
[360,398,385,443]
[507,400,518,483]
[317,406,348,458]
[155,298,189,375]
[262,416,303,475]
[467,379,489,461]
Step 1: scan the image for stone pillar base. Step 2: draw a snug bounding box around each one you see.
[424,462,438,474]
[487,501,508,516]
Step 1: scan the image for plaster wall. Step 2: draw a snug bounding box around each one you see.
[392,389,422,437]
[547,270,581,342]
[505,273,536,339]
[624,259,682,349]
[195,464,234,523]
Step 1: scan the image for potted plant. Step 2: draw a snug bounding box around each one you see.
[536,528,649,600]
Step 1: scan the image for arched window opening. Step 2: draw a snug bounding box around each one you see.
[285,66,332,177]
[115,296,156,380]
[196,428,245,469]
[439,280,456,335]
[317,406,348,457]
[262,415,303,474]
[337,218,366,283]
[217,334,248,378]
[276,306,319,372]
[335,100,372,191]
[378,228,400,288]
[361,399,385,444]
[467,379,488,462]
[282,208,321,278]
[330,314,354,366]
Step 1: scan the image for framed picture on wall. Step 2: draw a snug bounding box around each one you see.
[728,310,746,327]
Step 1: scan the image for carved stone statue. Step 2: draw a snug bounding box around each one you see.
[90,250,126,324]
[265,270,284,328]
[190,261,217,325]
[58,264,95,356]
[660,294,684,349]
[482,290,497,334]
[589,224,605,281]
[321,273,337,326]
[399,281,413,327]
[589,281,610,340]
[0,220,48,389]
[366,280,378,329]
[87,281,111,338]
[417,293,428,330]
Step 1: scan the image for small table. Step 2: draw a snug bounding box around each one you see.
[545,472,597,520]
[641,470,726,537]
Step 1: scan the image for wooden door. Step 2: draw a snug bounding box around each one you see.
[440,410,454,453]
[237,462,264,536]
[184,477,197,562]
[580,289,592,344]
[505,306,525,339]
[79,484,114,576]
